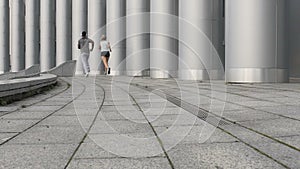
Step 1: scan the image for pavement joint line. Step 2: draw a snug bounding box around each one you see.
[112,83,175,169]
[73,156,166,160]
[219,128,290,169]
[138,82,300,152]
[63,81,106,169]
[127,81,298,168]
[229,83,300,94]
[148,80,300,122]
[0,79,85,146]
[233,117,283,123]
[0,79,70,118]
[141,80,300,122]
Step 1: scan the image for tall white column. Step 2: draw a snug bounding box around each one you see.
[226,0,288,83]
[25,0,40,68]
[11,0,25,72]
[89,0,106,75]
[126,0,150,76]
[107,0,126,75]
[288,0,300,78]
[150,0,178,78]
[178,0,224,80]
[0,0,10,73]
[56,0,72,66]
[40,0,56,71]
[72,0,87,75]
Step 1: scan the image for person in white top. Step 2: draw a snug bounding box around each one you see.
[99,35,112,75]
[78,31,94,77]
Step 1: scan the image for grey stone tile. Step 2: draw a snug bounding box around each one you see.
[143,108,183,116]
[67,157,172,169]
[22,105,62,112]
[252,141,300,169]
[167,143,285,169]
[149,113,204,127]
[222,109,279,122]
[37,101,70,106]
[257,105,300,120]
[7,125,85,144]
[235,100,281,107]
[276,135,300,150]
[154,126,237,146]
[100,110,146,121]
[38,115,94,127]
[89,120,154,135]
[0,133,17,144]
[74,142,118,159]
[199,103,246,112]
[85,133,164,158]
[0,119,38,133]
[0,144,77,169]
[239,118,300,137]
[1,111,52,120]
[0,106,18,112]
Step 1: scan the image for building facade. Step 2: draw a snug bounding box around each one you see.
[0,0,299,83]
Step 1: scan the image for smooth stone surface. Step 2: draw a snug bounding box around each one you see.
[0,119,38,132]
[7,126,85,144]
[0,144,77,169]
[167,143,285,169]
[67,158,172,169]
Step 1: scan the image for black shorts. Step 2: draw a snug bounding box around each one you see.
[101,51,110,57]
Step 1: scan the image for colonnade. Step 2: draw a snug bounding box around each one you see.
[0,0,294,83]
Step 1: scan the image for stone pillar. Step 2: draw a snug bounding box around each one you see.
[56,0,72,66]
[72,0,87,75]
[0,0,10,73]
[126,0,150,76]
[25,0,40,68]
[11,0,25,72]
[178,0,224,80]
[107,0,126,75]
[150,0,178,78]
[226,0,288,83]
[40,0,56,71]
[88,0,106,75]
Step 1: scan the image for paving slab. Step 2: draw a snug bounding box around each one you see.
[257,105,300,120]
[221,109,279,122]
[67,157,172,169]
[167,143,285,169]
[89,120,154,135]
[0,133,17,144]
[74,142,119,159]
[1,111,52,120]
[239,118,300,137]
[86,133,164,158]
[276,135,300,150]
[7,125,85,144]
[0,144,77,169]
[0,119,38,133]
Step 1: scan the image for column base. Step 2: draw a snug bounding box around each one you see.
[150,70,177,79]
[226,68,289,83]
[126,70,150,77]
[179,69,225,81]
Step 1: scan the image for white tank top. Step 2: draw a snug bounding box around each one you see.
[100,40,110,52]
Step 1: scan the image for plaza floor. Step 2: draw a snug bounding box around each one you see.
[0,76,299,169]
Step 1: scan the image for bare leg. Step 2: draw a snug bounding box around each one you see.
[102,56,108,73]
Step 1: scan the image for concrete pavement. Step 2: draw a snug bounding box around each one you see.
[0,76,299,169]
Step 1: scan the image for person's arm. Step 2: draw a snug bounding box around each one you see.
[108,42,112,52]
[90,40,95,51]
[99,42,102,50]
[77,41,81,49]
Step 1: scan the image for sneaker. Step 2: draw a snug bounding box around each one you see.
[108,67,111,75]
[85,73,89,77]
